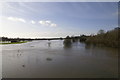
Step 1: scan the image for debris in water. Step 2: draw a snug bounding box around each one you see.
[30,46,34,47]
[22,65,25,67]
[46,58,52,61]
[18,50,20,52]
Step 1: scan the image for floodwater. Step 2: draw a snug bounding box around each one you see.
[1,40,118,78]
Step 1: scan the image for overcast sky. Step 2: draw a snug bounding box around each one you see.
[1,2,118,38]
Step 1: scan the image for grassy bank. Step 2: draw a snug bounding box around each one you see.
[0,41,28,45]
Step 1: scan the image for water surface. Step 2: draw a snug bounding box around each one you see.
[2,40,118,78]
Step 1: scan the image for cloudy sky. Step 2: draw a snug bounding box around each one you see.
[1,2,118,38]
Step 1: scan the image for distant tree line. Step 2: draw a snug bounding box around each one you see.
[0,37,33,43]
[0,37,63,43]
[1,27,119,47]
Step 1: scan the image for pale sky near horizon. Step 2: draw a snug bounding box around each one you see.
[0,2,118,38]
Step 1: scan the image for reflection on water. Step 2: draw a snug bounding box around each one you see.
[63,43,72,49]
[47,41,51,47]
[85,43,92,49]
[22,65,25,68]
[63,39,72,49]
[2,40,118,78]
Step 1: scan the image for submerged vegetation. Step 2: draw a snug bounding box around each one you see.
[63,27,119,48]
[86,27,119,48]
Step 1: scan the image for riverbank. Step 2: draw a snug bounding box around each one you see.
[0,41,28,45]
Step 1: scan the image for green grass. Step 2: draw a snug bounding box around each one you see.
[0,41,28,45]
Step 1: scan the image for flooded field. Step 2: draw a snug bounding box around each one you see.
[1,40,118,78]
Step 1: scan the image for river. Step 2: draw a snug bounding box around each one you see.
[1,40,118,78]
